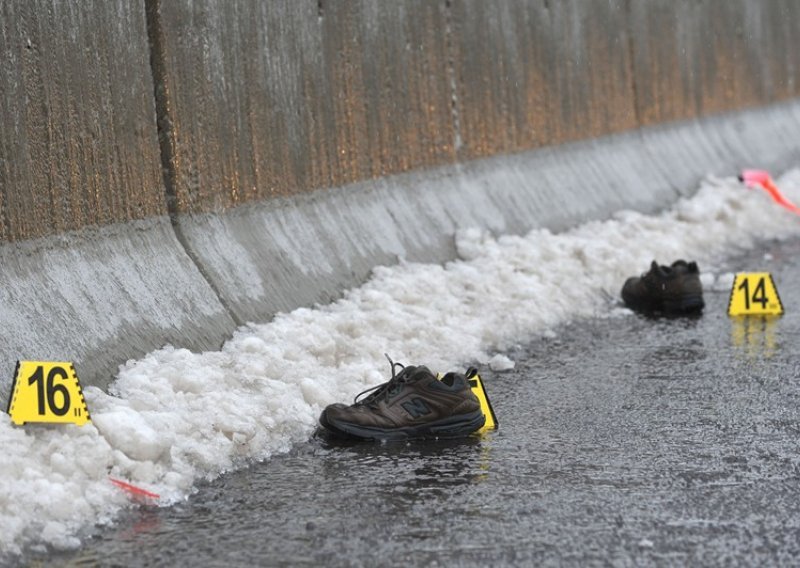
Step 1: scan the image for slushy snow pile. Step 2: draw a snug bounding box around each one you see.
[2,172,800,556]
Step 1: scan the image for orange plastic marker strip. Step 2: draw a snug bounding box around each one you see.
[109,477,160,500]
[740,169,800,214]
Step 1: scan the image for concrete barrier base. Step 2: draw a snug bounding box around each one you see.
[2,99,799,396]
[0,219,235,401]
[179,99,800,325]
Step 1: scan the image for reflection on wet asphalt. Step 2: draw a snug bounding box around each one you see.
[43,239,800,566]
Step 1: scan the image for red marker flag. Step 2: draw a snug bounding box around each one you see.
[109,477,160,501]
[739,169,800,214]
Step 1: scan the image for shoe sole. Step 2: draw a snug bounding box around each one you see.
[321,409,486,441]
[623,294,704,315]
[663,295,705,313]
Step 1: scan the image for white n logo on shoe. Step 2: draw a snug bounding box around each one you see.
[402,397,431,418]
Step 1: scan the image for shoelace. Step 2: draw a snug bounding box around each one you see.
[353,354,409,406]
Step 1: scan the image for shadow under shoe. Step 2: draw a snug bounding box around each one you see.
[621,260,705,315]
[319,362,485,441]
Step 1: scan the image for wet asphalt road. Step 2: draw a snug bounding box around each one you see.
[38,238,800,567]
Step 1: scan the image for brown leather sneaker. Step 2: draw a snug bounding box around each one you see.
[621,260,704,314]
[319,358,485,441]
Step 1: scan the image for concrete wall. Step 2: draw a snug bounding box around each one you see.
[630,0,800,124]
[0,0,234,393]
[152,0,459,210]
[1,0,800,395]
[0,1,164,242]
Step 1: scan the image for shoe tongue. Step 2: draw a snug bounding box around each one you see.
[372,365,431,402]
[651,261,670,277]
[400,365,433,383]
[440,371,464,387]
[395,365,417,380]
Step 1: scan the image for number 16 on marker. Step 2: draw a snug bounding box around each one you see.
[6,361,91,426]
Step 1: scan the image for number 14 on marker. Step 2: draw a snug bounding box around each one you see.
[728,273,784,316]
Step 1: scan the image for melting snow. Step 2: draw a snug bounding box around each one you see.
[2,172,800,555]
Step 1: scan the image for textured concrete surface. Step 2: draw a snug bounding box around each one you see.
[177,100,800,325]
[0,1,235,393]
[154,0,457,211]
[153,0,800,214]
[0,219,235,402]
[630,0,800,125]
[0,0,165,242]
[153,0,800,325]
[450,0,639,160]
[639,99,800,195]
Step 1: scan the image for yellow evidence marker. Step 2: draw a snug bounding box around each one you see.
[466,368,498,434]
[728,273,784,316]
[6,361,91,426]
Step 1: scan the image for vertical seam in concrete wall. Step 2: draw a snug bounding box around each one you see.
[624,0,642,127]
[443,0,463,155]
[144,0,244,327]
[0,148,9,242]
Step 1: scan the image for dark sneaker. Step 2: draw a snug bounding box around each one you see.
[621,260,704,314]
[319,358,485,441]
